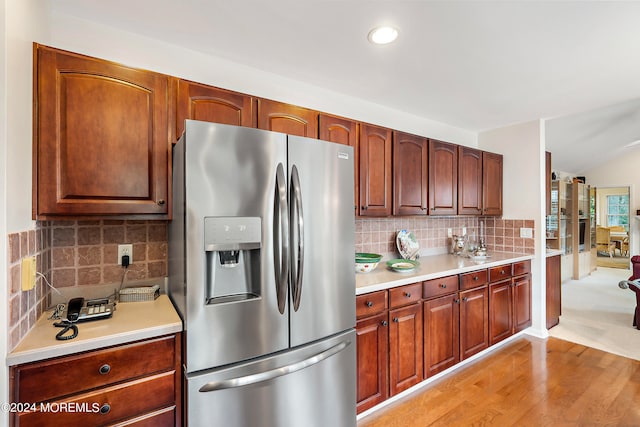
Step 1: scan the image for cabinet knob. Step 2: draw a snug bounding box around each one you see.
[157,199,165,205]
[393,317,399,323]
[462,297,469,302]
[366,301,373,307]
[381,320,388,327]
[99,364,111,375]
[440,283,447,288]
[361,206,367,210]
[454,298,460,304]
[99,403,111,414]
[404,292,411,298]
[473,276,479,281]
[500,270,505,275]
[431,207,436,211]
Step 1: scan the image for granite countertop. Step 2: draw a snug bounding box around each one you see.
[7,295,182,366]
[356,251,534,295]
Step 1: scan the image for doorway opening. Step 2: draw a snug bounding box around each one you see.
[594,186,630,269]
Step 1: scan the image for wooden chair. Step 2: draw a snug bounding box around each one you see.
[622,236,630,257]
[596,226,614,258]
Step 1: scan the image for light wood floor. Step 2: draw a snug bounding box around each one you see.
[358,336,640,426]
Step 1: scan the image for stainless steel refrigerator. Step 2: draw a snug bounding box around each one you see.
[169,120,356,427]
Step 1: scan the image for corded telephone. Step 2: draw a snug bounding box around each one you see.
[63,297,115,322]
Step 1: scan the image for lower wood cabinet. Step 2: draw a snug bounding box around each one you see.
[357,259,531,413]
[356,292,389,414]
[388,285,423,396]
[489,260,532,345]
[546,254,562,329]
[9,334,181,427]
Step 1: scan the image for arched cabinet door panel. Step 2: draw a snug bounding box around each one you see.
[34,44,170,218]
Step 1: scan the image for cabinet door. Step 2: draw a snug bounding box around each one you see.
[393,132,428,216]
[514,274,532,332]
[459,287,489,360]
[546,255,562,329]
[356,312,388,414]
[359,124,392,216]
[482,151,503,216]
[388,303,423,396]
[35,45,170,218]
[458,146,483,215]
[257,99,318,137]
[489,280,513,345]
[428,139,457,215]
[423,294,459,378]
[319,115,358,216]
[176,80,255,139]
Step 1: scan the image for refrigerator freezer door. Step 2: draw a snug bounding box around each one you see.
[186,329,356,427]
[287,136,356,347]
[178,121,289,373]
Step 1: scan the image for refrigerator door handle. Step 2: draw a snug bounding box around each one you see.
[290,165,304,312]
[274,163,290,314]
[198,340,350,392]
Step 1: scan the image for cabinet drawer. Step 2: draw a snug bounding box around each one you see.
[356,291,388,319]
[15,335,177,404]
[513,260,531,276]
[423,275,459,299]
[489,264,512,283]
[389,283,422,309]
[460,269,488,290]
[16,371,176,427]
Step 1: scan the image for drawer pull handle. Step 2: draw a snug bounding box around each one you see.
[440,284,447,288]
[381,320,388,327]
[404,292,411,298]
[99,403,111,414]
[366,301,373,307]
[99,364,111,375]
[393,317,399,323]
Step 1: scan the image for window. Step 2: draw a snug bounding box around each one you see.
[607,195,629,230]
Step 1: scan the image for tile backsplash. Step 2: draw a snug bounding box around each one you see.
[355,217,535,257]
[7,220,168,351]
[7,216,533,351]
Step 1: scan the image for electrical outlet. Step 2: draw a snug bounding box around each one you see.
[462,227,467,236]
[117,244,133,265]
[447,228,452,238]
[21,256,37,291]
[520,227,533,238]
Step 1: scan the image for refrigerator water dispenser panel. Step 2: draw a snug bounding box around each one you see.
[204,217,262,305]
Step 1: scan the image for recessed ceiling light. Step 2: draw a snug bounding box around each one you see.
[368,26,398,45]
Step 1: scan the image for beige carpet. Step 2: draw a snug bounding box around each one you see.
[596,254,630,269]
[549,267,640,360]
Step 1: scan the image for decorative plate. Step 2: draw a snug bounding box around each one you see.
[386,259,420,272]
[396,230,420,260]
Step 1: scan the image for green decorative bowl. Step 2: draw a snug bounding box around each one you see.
[386,259,419,272]
[355,253,383,273]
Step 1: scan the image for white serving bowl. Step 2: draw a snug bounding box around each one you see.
[355,261,379,274]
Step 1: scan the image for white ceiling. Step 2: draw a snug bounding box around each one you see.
[51,0,640,174]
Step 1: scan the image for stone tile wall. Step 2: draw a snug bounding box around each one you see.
[7,220,168,351]
[355,217,535,256]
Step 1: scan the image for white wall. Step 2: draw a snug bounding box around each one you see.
[2,1,48,424]
[479,120,547,338]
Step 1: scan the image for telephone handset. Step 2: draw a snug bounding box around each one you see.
[66,297,84,322]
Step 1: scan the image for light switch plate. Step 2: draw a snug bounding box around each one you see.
[21,256,37,291]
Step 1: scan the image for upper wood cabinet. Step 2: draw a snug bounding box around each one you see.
[393,132,428,216]
[33,44,171,219]
[175,79,255,139]
[457,146,483,215]
[482,152,503,216]
[359,124,393,216]
[319,114,359,214]
[257,99,318,137]
[428,139,458,215]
